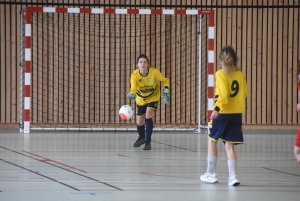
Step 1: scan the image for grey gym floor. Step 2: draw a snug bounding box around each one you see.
[0,129,299,201]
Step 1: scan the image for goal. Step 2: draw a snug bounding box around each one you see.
[20,7,215,133]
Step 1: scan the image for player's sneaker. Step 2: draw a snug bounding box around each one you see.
[143,141,151,150]
[228,176,240,186]
[133,136,145,147]
[200,173,218,183]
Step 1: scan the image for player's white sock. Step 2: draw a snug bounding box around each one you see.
[228,159,237,178]
[207,155,217,175]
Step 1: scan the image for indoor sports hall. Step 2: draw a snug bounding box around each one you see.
[0,1,299,201]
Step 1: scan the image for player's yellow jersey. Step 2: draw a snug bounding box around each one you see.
[129,67,170,106]
[214,69,248,114]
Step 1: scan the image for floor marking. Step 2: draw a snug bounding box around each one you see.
[21,150,87,173]
[0,158,80,191]
[0,146,123,191]
[152,141,197,152]
[69,192,113,195]
[262,167,300,177]
[140,172,197,179]
[116,154,131,157]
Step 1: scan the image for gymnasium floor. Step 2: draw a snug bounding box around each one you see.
[0,129,299,201]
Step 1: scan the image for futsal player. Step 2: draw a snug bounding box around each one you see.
[126,54,170,150]
[200,46,248,186]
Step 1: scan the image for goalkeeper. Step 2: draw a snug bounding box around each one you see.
[126,54,170,150]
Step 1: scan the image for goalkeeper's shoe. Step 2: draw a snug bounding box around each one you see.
[143,141,151,150]
[133,136,145,147]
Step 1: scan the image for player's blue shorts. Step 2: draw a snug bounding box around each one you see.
[209,114,244,144]
[136,102,158,116]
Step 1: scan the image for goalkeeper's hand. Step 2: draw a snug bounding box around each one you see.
[126,92,136,100]
[163,87,170,104]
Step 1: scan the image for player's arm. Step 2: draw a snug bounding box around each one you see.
[156,70,170,104]
[213,73,228,112]
[129,74,137,95]
[156,70,170,89]
[127,74,137,99]
[243,74,248,99]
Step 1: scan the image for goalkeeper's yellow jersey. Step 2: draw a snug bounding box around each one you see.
[214,69,248,114]
[129,67,170,106]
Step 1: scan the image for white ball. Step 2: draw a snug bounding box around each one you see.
[119,105,134,120]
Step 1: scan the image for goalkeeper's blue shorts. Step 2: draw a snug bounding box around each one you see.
[136,102,158,117]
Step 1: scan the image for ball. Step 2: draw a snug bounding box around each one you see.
[119,105,134,120]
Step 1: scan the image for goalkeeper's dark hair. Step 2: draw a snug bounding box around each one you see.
[219,45,239,76]
[137,54,150,64]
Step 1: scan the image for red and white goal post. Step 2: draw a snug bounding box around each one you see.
[20,7,215,133]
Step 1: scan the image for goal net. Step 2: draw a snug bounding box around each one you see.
[20,8,214,133]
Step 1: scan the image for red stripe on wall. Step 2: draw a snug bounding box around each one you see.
[208,39,214,51]
[27,7,43,13]
[174,10,186,15]
[24,110,30,121]
[127,9,139,14]
[80,8,92,13]
[25,10,31,24]
[104,8,115,14]
[209,11,215,27]
[208,86,214,98]
[208,63,214,74]
[25,61,31,72]
[24,85,31,97]
[25,36,31,48]
[198,10,211,15]
[56,7,68,13]
[151,9,162,15]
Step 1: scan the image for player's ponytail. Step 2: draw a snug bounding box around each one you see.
[219,46,238,76]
